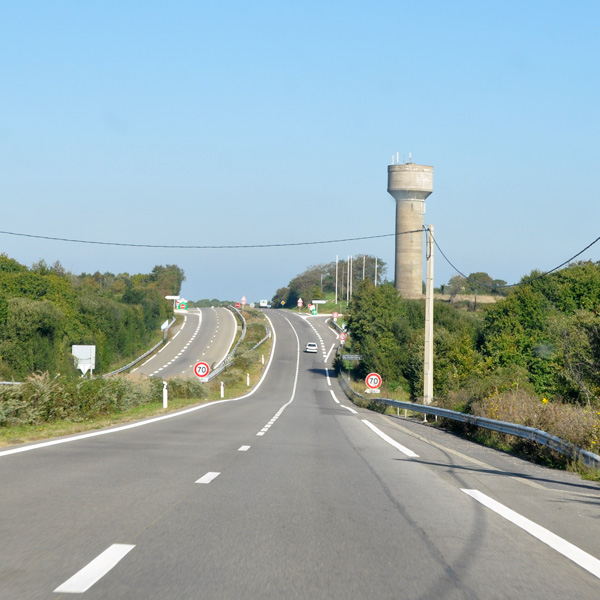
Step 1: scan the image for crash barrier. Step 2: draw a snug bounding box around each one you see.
[338,373,600,469]
[101,317,176,378]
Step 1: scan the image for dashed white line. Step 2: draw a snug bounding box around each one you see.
[462,489,600,579]
[361,419,419,458]
[196,472,221,484]
[341,404,358,414]
[54,544,135,594]
[238,445,251,451]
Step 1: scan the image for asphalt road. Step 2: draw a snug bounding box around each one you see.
[0,310,598,599]
[131,307,236,379]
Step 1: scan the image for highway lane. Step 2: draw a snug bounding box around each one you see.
[132,307,236,379]
[0,310,599,599]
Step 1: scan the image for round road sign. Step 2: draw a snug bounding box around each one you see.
[366,372,382,389]
[297,298,303,308]
[241,296,247,306]
[339,332,347,341]
[235,302,240,308]
[194,361,210,378]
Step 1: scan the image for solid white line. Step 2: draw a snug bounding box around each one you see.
[54,544,135,593]
[325,368,331,386]
[330,390,340,404]
[461,489,600,579]
[341,404,358,414]
[362,419,419,457]
[325,343,336,363]
[238,445,251,451]
[157,341,171,353]
[196,471,220,484]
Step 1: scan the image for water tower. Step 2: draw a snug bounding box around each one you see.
[387,161,433,298]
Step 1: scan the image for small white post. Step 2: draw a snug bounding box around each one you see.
[262,354,264,365]
[162,381,168,408]
[247,373,250,386]
[220,381,224,399]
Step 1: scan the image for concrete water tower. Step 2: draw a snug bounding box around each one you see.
[387,160,433,298]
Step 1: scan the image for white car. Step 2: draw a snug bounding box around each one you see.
[305,342,318,353]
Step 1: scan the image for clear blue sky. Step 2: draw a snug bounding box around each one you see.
[1,1,598,303]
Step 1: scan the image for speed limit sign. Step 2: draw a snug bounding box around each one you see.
[194,361,210,379]
[365,372,382,390]
[339,332,347,341]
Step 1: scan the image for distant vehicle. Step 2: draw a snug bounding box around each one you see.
[305,342,318,353]
[259,300,269,308]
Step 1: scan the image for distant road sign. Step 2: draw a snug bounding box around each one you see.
[366,372,382,389]
[194,361,210,378]
[241,296,247,306]
[177,302,187,310]
[342,354,362,361]
[235,302,240,308]
[333,312,339,320]
[339,332,347,341]
[311,300,327,304]
[297,298,303,308]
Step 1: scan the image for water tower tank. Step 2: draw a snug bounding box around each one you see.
[387,162,433,298]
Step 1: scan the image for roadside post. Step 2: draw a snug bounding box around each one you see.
[163,381,168,408]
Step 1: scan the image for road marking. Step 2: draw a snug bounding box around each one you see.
[341,404,358,414]
[256,317,300,436]
[330,390,340,404]
[325,368,331,385]
[196,472,221,484]
[238,445,251,451]
[362,419,419,457]
[158,341,171,353]
[54,544,135,593]
[461,489,600,579]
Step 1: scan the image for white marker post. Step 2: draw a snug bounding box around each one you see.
[220,382,224,398]
[163,381,168,408]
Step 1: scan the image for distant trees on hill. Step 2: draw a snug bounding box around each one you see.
[0,255,184,380]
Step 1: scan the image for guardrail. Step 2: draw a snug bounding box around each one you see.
[338,373,600,469]
[101,317,176,378]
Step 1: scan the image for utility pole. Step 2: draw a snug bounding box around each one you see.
[335,255,338,305]
[423,225,434,405]
[375,257,378,286]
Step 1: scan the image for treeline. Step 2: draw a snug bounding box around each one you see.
[345,262,600,450]
[272,255,387,307]
[0,255,184,380]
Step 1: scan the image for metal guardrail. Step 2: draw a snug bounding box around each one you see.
[101,317,176,378]
[338,373,600,469]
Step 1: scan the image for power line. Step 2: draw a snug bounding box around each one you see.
[0,228,421,249]
[431,228,600,290]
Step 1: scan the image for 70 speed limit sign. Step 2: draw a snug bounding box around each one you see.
[365,372,382,390]
[194,361,210,379]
